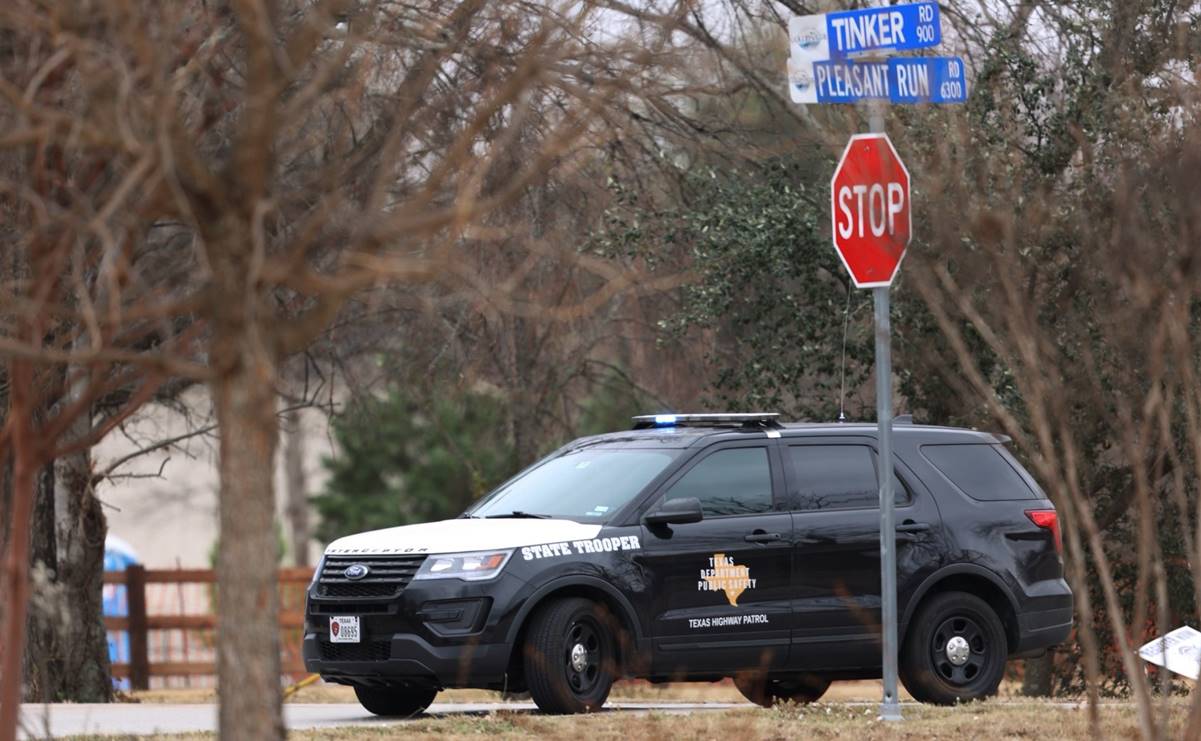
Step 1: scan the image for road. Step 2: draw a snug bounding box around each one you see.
[17,701,745,739]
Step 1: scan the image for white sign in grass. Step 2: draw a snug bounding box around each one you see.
[1138,625,1201,680]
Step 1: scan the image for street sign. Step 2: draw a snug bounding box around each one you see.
[830,133,911,288]
[788,2,941,61]
[791,57,968,105]
[827,2,941,56]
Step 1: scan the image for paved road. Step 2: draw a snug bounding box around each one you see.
[17,701,746,739]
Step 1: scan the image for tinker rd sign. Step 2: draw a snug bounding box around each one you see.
[830,133,911,288]
[790,2,941,59]
[826,1,941,54]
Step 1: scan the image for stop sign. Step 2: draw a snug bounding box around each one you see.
[830,133,911,288]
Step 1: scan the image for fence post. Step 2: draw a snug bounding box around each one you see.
[126,565,150,691]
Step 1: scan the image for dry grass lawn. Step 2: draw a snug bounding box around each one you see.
[101,679,1194,739]
[62,700,1188,740]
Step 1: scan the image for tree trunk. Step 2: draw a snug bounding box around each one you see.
[1022,651,1055,697]
[22,445,112,703]
[0,359,37,741]
[211,323,283,740]
[284,410,309,567]
[22,460,58,701]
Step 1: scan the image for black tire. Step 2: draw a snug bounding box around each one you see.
[900,591,1007,705]
[523,597,617,714]
[353,683,438,717]
[734,672,831,707]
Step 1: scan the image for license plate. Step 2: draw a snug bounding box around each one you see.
[329,616,360,643]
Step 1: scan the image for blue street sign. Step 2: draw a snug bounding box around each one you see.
[825,2,941,56]
[809,57,968,105]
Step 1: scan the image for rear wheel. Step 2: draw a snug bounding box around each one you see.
[353,684,438,717]
[900,591,1007,705]
[734,672,831,707]
[523,597,617,714]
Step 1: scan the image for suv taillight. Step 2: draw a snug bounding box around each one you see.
[1026,509,1061,553]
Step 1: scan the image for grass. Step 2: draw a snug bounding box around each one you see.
[58,699,1190,740]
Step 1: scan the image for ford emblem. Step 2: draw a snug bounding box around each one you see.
[343,564,370,580]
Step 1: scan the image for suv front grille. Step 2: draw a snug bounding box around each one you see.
[320,582,400,598]
[319,640,391,662]
[316,554,426,599]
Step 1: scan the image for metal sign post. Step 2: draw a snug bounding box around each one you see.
[867,103,902,723]
[790,0,965,722]
[830,115,910,723]
[874,286,900,720]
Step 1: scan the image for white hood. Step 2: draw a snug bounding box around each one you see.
[324,518,604,556]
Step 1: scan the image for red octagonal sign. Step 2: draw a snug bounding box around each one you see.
[830,133,911,288]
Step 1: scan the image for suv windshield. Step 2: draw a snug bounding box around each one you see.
[470,447,680,521]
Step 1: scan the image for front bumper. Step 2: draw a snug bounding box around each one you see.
[302,572,530,689]
[302,632,512,688]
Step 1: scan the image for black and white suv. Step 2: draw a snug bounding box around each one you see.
[303,413,1072,714]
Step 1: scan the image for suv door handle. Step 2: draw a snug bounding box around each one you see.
[744,531,783,543]
[896,522,930,533]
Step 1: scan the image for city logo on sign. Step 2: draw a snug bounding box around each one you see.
[343,563,370,580]
[787,57,815,97]
[794,27,823,51]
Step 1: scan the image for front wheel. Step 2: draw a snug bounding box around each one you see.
[353,683,438,717]
[523,597,617,714]
[900,591,1007,705]
[734,672,831,707]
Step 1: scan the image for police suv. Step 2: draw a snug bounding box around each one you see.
[303,413,1073,715]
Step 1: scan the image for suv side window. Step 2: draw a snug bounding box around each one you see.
[787,444,909,511]
[661,447,774,517]
[921,443,1037,501]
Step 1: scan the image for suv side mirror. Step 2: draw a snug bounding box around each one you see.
[644,497,703,526]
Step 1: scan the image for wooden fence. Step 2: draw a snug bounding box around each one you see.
[102,566,314,689]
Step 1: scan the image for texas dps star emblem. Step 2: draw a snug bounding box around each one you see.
[699,553,758,606]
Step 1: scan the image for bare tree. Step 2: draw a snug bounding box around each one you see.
[1,1,695,738]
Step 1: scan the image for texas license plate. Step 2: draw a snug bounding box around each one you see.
[329,616,360,643]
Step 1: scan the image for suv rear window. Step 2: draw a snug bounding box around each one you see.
[921,444,1037,501]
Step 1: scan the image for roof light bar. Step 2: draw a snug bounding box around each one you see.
[631,413,782,430]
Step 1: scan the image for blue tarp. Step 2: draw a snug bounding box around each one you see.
[103,535,139,690]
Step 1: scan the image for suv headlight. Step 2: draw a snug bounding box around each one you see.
[413,549,513,581]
